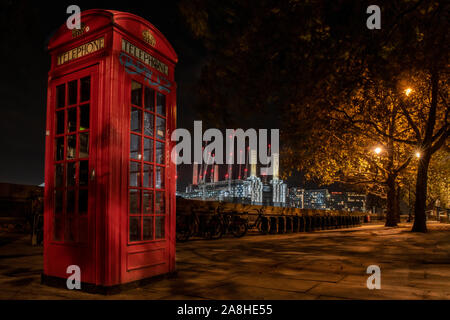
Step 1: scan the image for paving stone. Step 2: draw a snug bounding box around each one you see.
[1,223,450,299]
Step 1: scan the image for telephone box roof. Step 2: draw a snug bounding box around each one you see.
[48,9,178,64]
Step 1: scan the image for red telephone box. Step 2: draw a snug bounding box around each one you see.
[43,9,177,291]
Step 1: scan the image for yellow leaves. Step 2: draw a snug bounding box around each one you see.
[271,8,281,14]
[415,27,424,42]
[298,33,312,41]
[343,51,350,61]
[223,49,234,57]
[215,70,226,77]
[179,1,209,39]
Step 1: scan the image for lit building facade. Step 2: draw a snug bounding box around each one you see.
[287,187,305,208]
[303,189,330,210]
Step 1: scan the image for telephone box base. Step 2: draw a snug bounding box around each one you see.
[41,272,178,295]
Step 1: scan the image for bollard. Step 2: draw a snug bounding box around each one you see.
[325,216,331,229]
[269,217,278,234]
[304,216,311,232]
[278,217,286,233]
[260,217,270,234]
[314,216,321,231]
[330,216,336,229]
[310,216,317,231]
[286,217,294,233]
[292,216,299,232]
[299,216,305,232]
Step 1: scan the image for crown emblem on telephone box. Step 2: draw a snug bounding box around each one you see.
[142,29,156,47]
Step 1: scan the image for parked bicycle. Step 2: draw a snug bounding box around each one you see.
[247,208,270,234]
[220,212,248,238]
[176,210,223,241]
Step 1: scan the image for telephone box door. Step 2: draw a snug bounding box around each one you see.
[46,65,98,284]
[124,72,173,281]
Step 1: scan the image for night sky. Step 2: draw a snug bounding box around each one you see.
[0,0,206,187]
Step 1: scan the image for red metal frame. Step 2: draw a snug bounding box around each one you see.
[44,9,177,288]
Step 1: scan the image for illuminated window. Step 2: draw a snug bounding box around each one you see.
[53,76,91,242]
[128,80,166,242]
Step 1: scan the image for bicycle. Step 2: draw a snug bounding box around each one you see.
[247,208,270,234]
[221,212,248,238]
[176,209,224,241]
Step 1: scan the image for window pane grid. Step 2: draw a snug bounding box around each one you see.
[129,80,167,243]
[53,76,91,243]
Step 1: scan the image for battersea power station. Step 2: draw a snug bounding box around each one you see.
[182,151,287,207]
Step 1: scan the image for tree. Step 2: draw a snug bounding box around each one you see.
[180,0,449,231]
[284,76,420,226]
[400,145,450,220]
[397,70,449,232]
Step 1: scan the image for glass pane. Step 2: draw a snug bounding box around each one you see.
[131,107,141,133]
[155,216,165,239]
[80,76,90,102]
[67,135,76,159]
[54,190,63,214]
[144,87,155,111]
[56,84,65,108]
[55,137,64,161]
[68,80,78,105]
[144,138,153,162]
[56,110,65,134]
[129,161,141,187]
[156,92,165,116]
[143,164,153,188]
[79,104,89,130]
[129,216,141,242]
[156,116,165,139]
[155,191,165,214]
[131,81,142,106]
[143,216,153,240]
[79,160,89,186]
[66,189,75,215]
[79,216,88,243]
[143,191,153,214]
[144,112,154,136]
[78,189,88,214]
[65,217,75,242]
[53,216,63,241]
[79,133,89,158]
[66,162,76,186]
[155,166,164,189]
[156,141,165,164]
[55,164,63,188]
[130,134,141,160]
[129,189,140,213]
[67,108,77,133]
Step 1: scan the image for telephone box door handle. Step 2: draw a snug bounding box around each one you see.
[90,169,95,181]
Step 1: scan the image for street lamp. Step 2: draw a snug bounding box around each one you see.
[415,151,421,158]
[405,87,413,96]
[374,147,382,154]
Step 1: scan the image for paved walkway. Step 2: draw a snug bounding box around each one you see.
[1,223,450,299]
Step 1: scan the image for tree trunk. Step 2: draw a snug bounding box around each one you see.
[395,184,401,223]
[385,176,398,227]
[412,154,431,232]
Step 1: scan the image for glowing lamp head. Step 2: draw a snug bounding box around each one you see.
[415,152,421,158]
[374,147,382,154]
[405,88,413,96]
